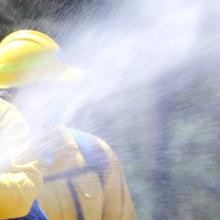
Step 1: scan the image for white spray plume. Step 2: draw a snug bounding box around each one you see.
[63,0,201,108]
[10,0,203,160]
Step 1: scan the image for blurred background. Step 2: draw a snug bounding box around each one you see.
[1,0,220,219]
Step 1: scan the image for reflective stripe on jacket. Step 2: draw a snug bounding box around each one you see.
[37,127,137,220]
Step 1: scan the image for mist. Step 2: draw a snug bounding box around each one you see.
[0,0,220,219]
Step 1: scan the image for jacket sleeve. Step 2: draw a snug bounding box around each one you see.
[0,100,43,219]
[0,162,43,219]
[98,139,137,220]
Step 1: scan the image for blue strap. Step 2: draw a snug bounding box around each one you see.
[70,129,109,188]
[44,129,109,185]
[43,129,109,220]
[70,129,95,158]
[12,201,48,220]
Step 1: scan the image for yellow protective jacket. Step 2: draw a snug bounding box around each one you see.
[0,98,43,219]
[36,126,137,220]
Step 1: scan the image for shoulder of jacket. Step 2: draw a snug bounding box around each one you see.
[71,129,113,157]
[57,126,119,171]
[68,129,111,172]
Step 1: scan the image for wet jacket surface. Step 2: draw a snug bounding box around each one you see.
[0,98,43,219]
[36,127,137,220]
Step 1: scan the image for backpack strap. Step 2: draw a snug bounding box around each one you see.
[44,129,109,189]
[42,129,109,220]
[70,129,109,188]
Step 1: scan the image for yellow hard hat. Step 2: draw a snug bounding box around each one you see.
[0,30,82,88]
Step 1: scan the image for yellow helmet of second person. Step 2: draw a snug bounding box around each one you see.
[0,30,79,89]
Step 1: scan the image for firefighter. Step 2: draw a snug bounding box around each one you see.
[0,90,43,218]
[0,30,137,220]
